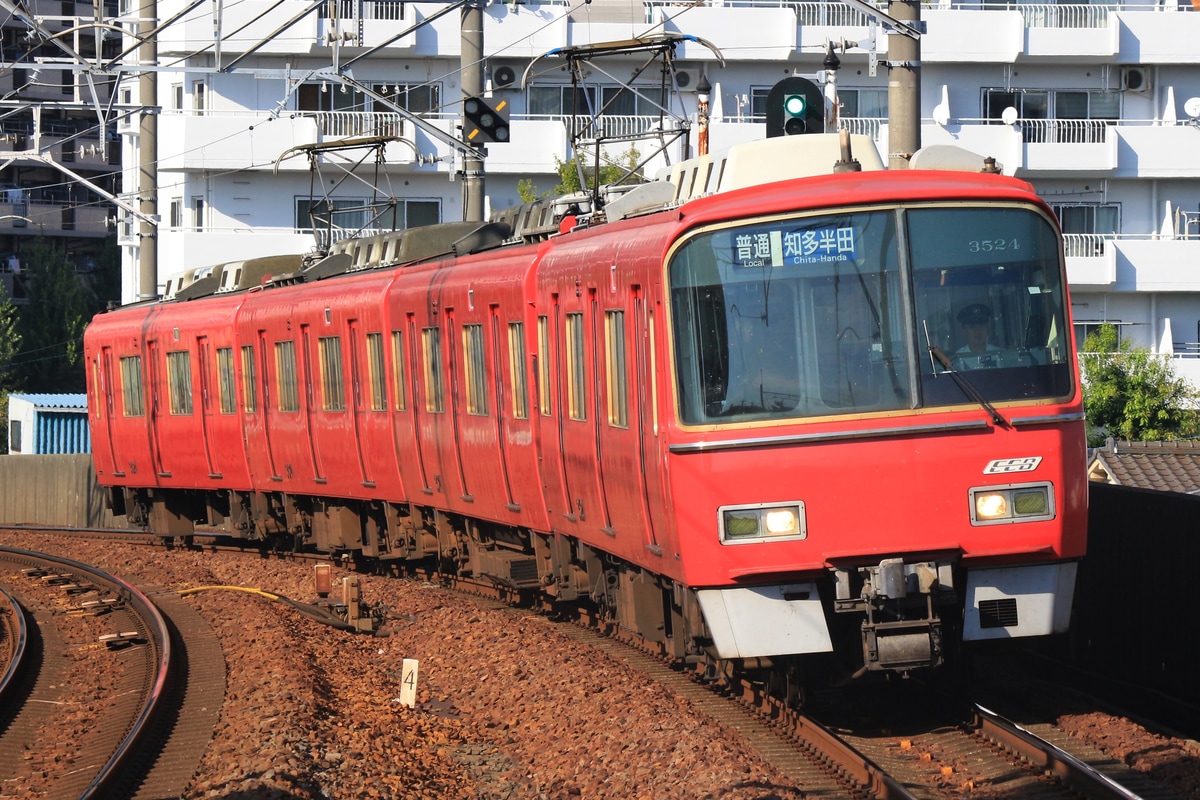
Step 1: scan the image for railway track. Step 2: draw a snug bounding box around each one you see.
[0,546,180,799]
[3,526,1195,800]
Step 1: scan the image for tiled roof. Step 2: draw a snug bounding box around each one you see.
[1088,439,1200,495]
[8,393,87,410]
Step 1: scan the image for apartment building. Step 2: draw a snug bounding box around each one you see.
[0,0,123,305]
[130,0,1200,383]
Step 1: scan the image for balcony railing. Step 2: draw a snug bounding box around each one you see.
[296,111,405,138]
[1063,233,1110,258]
[525,114,668,140]
[974,2,1111,28]
[836,116,885,139]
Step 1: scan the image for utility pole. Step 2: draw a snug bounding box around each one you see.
[136,0,158,299]
[460,0,485,222]
[886,0,921,169]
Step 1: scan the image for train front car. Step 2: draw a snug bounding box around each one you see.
[665,169,1085,682]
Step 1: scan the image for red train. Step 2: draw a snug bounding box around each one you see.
[84,135,1086,685]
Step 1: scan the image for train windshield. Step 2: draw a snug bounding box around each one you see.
[669,203,1072,425]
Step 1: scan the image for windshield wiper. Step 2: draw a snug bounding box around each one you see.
[928,345,1010,429]
[921,321,1009,428]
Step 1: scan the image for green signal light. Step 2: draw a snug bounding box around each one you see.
[784,95,806,115]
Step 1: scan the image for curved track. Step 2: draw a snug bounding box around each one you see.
[0,546,172,799]
[3,527,1192,800]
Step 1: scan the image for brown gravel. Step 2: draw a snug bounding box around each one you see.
[1057,711,1200,800]
[0,532,805,800]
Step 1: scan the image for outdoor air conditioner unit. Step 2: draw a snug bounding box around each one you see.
[675,68,700,92]
[490,63,519,90]
[1121,66,1151,93]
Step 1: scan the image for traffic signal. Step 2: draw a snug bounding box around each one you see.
[765,77,824,137]
[462,96,510,144]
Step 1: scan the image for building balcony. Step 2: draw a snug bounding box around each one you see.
[0,201,109,237]
[1062,234,1200,290]
[157,110,419,171]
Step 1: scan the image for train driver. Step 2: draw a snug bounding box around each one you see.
[954,303,1002,369]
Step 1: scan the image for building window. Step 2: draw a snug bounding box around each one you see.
[390,330,407,410]
[508,321,528,420]
[191,196,205,231]
[366,332,386,411]
[241,345,257,413]
[605,310,627,428]
[217,347,236,413]
[983,88,1119,143]
[422,327,444,412]
[566,312,586,421]
[192,80,206,113]
[373,83,441,114]
[275,340,299,412]
[169,198,183,228]
[172,83,184,110]
[166,350,193,415]
[839,88,888,118]
[120,355,145,417]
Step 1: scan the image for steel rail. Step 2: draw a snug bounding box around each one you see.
[0,546,173,800]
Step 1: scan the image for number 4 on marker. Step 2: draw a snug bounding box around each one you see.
[399,658,418,708]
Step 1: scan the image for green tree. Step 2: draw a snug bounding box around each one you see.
[1081,323,1199,446]
[12,237,91,392]
[0,283,21,453]
[518,148,642,202]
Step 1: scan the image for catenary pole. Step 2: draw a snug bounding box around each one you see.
[461,0,485,222]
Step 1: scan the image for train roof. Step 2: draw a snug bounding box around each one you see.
[146,136,1019,307]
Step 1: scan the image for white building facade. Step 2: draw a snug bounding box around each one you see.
[121,0,1200,383]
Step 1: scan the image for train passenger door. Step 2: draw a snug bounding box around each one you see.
[347,321,372,487]
[632,291,664,552]
[444,309,471,501]
[196,336,221,478]
[558,291,608,530]
[593,288,660,553]
[299,324,326,483]
[257,330,282,481]
[96,347,121,475]
[490,308,518,510]
[147,339,167,478]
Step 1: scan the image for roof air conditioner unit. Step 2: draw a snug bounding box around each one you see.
[491,64,518,90]
[1121,66,1150,93]
[675,68,700,92]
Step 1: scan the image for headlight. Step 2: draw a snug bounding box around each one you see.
[720,502,807,544]
[969,482,1054,525]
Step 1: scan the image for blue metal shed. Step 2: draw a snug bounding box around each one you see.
[6,393,90,454]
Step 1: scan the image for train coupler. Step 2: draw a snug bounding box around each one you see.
[861,617,943,672]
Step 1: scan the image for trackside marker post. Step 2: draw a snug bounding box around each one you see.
[399,658,419,708]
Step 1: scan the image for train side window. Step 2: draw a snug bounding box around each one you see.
[274,340,300,412]
[462,323,487,415]
[366,332,386,411]
[216,347,236,414]
[537,315,551,416]
[566,312,586,421]
[240,346,257,413]
[421,327,444,413]
[390,330,407,411]
[166,350,193,415]
[119,355,145,417]
[605,310,628,428]
[318,336,345,411]
[508,321,528,420]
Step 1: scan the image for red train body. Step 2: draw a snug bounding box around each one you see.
[85,137,1086,680]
